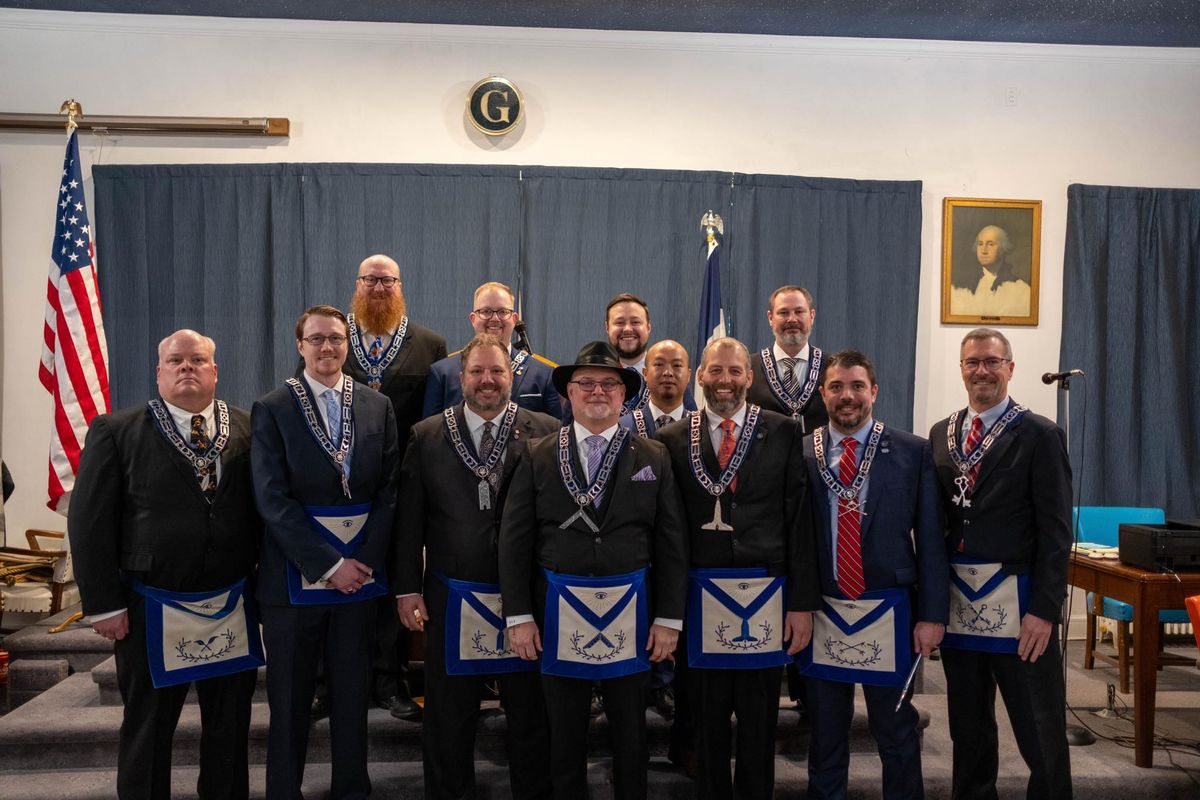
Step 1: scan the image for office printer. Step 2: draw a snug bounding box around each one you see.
[1118,521,1200,571]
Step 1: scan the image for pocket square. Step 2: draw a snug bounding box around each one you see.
[630,466,657,482]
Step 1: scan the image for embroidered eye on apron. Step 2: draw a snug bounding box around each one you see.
[540,568,649,680]
[134,578,265,689]
[437,574,535,676]
[687,567,790,669]
[798,588,912,687]
[285,503,387,605]
[942,557,1030,654]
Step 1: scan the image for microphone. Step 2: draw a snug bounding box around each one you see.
[1042,369,1084,384]
[513,320,533,354]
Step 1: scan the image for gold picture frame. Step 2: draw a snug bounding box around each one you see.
[941,197,1041,326]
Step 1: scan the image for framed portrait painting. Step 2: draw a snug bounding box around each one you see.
[941,197,1041,326]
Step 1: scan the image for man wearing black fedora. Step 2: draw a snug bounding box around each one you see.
[499,341,689,800]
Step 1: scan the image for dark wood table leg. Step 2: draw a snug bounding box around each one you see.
[1133,588,1158,767]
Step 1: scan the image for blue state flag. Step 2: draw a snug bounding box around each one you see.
[695,216,727,406]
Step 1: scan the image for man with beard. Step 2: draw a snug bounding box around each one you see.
[600,293,696,417]
[800,350,947,800]
[423,281,560,418]
[344,253,446,721]
[500,341,688,800]
[395,334,558,800]
[657,337,817,800]
[253,305,400,799]
[930,328,1072,799]
[70,329,261,800]
[747,285,829,436]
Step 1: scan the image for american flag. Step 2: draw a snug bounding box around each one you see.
[39,130,110,513]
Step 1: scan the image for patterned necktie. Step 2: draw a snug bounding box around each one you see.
[189,414,216,500]
[368,335,383,361]
[964,415,985,488]
[325,388,351,480]
[779,356,799,398]
[585,435,606,507]
[835,438,866,600]
[480,421,500,495]
[717,418,738,493]
[656,414,673,430]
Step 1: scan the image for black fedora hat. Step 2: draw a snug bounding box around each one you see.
[552,341,643,399]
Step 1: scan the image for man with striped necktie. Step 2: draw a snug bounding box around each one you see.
[747,285,829,436]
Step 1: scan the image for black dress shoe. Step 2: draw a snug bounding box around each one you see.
[649,685,675,719]
[667,744,698,780]
[310,694,330,722]
[379,694,423,721]
[589,687,605,718]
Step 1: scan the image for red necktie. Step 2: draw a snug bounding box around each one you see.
[964,415,984,487]
[717,418,738,493]
[836,438,865,600]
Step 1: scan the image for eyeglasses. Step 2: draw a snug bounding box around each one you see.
[301,334,348,347]
[960,357,1010,371]
[473,307,514,320]
[357,275,399,288]
[569,378,625,393]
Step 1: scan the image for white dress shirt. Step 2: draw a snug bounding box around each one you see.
[824,420,873,582]
[772,342,811,385]
[706,403,748,454]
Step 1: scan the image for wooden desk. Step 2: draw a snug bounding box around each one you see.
[1068,553,1200,767]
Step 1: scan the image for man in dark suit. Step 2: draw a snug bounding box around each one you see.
[69,329,260,800]
[802,350,948,800]
[500,341,689,800]
[930,328,1072,800]
[395,334,557,799]
[747,285,829,436]
[343,253,446,720]
[619,339,693,440]
[252,305,400,800]
[657,337,817,799]
[423,281,560,419]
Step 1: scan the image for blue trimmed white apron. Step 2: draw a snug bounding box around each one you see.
[541,568,649,679]
[286,503,387,605]
[687,567,790,669]
[798,588,911,687]
[942,557,1030,654]
[135,578,265,689]
[438,574,535,676]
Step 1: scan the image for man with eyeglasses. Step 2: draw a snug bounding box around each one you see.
[344,253,446,722]
[252,305,400,799]
[423,281,560,419]
[499,341,688,800]
[747,285,829,437]
[930,327,1072,799]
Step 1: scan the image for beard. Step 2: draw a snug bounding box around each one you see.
[701,382,747,416]
[774,327,809,348]
[351,291,407,335]
[829,401,870,432]
[463,381,512,415]
[612,335,647,362]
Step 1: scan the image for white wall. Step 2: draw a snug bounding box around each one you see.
[1,9,1199,539]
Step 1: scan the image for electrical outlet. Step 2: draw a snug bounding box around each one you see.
[1005,86,1018,107]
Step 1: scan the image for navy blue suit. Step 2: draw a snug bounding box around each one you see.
[423,350,561,419]
[251,376,399,800]
[803,424,948,800]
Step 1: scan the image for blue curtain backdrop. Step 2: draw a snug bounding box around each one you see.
[94,163,922,430]
[1060,184,1200,518]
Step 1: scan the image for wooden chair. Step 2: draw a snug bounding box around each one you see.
[1077,507,1191,693]
[0,529,77,632]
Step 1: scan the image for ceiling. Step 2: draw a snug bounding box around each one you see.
[3,0,1200,48]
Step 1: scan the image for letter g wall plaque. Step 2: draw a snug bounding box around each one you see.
[467,76,523,136]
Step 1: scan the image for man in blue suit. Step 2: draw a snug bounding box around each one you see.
[252,305,400,799]
[802,350,948,800]
[423,281,560,419]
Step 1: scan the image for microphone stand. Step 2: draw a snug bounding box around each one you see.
[1050,371,1096,747]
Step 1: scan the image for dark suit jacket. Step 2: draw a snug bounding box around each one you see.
[747,348,829,435]
[805,425,949,624]
[929,402,1072,623]
[498,427,689,621]
[618,408,695,439]
[251,377,400,606]
[343,319,446,460]
[422,351,561,420]
[68,403,260,616]
[394,405,560,593]
[657,408,820,612]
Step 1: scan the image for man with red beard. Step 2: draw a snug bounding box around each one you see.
[423,281,561,419]
[747,285,829,436]
[657,337,818,799]
[344,253,446,722]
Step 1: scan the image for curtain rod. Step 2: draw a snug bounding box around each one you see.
[0,112,289,137]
